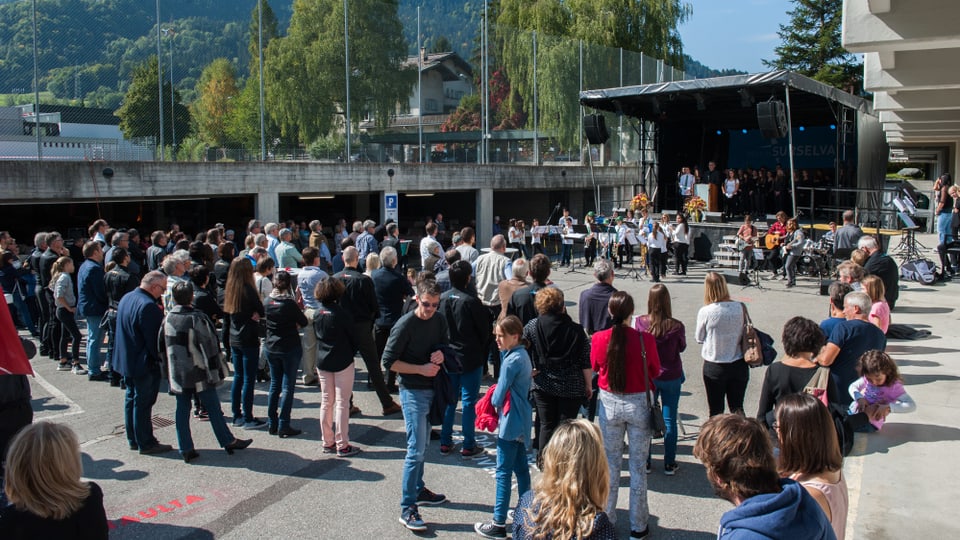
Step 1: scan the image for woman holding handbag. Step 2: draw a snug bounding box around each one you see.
[695,272,748,416]
[634,284,685,476]
[756,316,838,430]
[590,291,661,539]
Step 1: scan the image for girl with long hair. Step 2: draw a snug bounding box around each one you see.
[1,422,108,538]
[474,315,533,539]
[672,213,690,275]
[590,291,661,538]
[50,256,86,374]
[861,275,890,333]
[776,393,849,540]
[634,284,686,475]
[646,221,668,283]
[696,272,749,416]
[223,258,266,430]
[512,419,616,540]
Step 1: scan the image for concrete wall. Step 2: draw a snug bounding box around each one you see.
[0,161,633,247]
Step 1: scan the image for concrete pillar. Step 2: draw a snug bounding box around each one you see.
[568,189,584,218]
[256,191,279,224]
[477,187,493,249]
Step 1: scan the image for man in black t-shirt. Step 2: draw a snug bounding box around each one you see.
[382,279,450,532]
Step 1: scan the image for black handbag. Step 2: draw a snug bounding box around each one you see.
[640,333,666,439]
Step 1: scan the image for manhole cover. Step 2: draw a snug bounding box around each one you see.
[151,415,175,429]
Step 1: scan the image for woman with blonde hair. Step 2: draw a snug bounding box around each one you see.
[512,419,615,540]
[1,422,108,538]
[861,275,890,333]
[696,271,749,417]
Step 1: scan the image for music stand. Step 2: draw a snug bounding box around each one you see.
[563,225,588,274]
[740,248,766,291]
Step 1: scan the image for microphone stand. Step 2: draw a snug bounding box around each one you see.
[545,203,562,263]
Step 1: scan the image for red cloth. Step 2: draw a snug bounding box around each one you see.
[590,327,660,393]
[0,284,33,375]
[475,383,510,433]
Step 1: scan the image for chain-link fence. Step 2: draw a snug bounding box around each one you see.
[0,0,694,163]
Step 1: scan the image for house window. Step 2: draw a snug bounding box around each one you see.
[425,99,438,113]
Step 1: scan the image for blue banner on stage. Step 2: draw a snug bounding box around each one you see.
[727,126,844,170]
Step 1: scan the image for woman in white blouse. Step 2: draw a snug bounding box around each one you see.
[695,272,749,417]
[671,213,690,275]
[647,222,668,283]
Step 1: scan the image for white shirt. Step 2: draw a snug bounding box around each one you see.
[672,223,689,244]
[647,230,667,251]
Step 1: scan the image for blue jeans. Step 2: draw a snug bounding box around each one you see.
[84,315,103,376]
[440,367,482,449]
[494,437,530,524]
[650,376,683,467]
[400,387,433,508]
[10,293,37,335]
[938,212,954,245]
[266,347,301,431]
[231,345,260,422]
[561,244,572,265]
[598,390,651,532]
[174,388,235,454]
[124,367,162,448]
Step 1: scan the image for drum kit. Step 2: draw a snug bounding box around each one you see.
[796,239,833,278]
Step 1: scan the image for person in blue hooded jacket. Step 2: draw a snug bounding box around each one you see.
[693,414,836,540]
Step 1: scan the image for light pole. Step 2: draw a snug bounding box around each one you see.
[343,0,351,162]
[258,0,266,161]
[417,7,423,164]
[161,27,176,160]
[155,0,164,160]
[31,0,40,160]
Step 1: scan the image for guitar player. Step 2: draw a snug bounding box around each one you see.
[763,211,789,277]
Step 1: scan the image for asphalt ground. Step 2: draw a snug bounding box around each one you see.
[18,232,960,539]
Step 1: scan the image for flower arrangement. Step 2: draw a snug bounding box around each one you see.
[685,196,706,222]
[629,193,649,212]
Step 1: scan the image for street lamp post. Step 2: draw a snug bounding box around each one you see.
[161,27,176,161]
[343,0,351,162]
[155,0,164,160]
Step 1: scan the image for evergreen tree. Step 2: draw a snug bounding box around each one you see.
[763,0,861,90]
[116,56,191,152]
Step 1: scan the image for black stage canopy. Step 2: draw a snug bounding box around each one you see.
[579,71,874,215]
[579,70,869,128]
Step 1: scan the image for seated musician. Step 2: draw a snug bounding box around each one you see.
[737,215,758,283]
[764,211,788,276]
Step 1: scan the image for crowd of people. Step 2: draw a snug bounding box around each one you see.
[0,207,917,539]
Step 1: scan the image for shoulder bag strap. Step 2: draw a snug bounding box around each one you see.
[740,302,752,326]
[639,330,654,407]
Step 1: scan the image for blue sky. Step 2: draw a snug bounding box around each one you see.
[679,0,793,74]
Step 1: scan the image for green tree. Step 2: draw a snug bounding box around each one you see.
[192,58,240,147]
[763,0,861,90]
[264,0,414,143]
[116,56,191,153]
[228,0,284,152]
[495,0,691,150]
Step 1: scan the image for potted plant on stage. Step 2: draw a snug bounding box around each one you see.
[629,193,649,212]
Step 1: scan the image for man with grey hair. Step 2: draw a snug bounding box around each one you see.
[578,259,617,336]
[296,247,327,386]
[335,246,401,416]
[275,228,303,269]
[858,235,899,309]
[264,222,280,264]
[106,231,140,277]
[473,234,511,377]
[114,270,172,455]
[834,210,863,252]
[372,245,414,392]
[27,231,48,343]
[816,290,887,407]
[357,219,379,262]
[160,251,190,312]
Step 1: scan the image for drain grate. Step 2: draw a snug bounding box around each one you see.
[151,415,175,429]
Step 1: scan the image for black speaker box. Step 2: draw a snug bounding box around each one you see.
[584,114,610,144]
[756,101,788,138]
